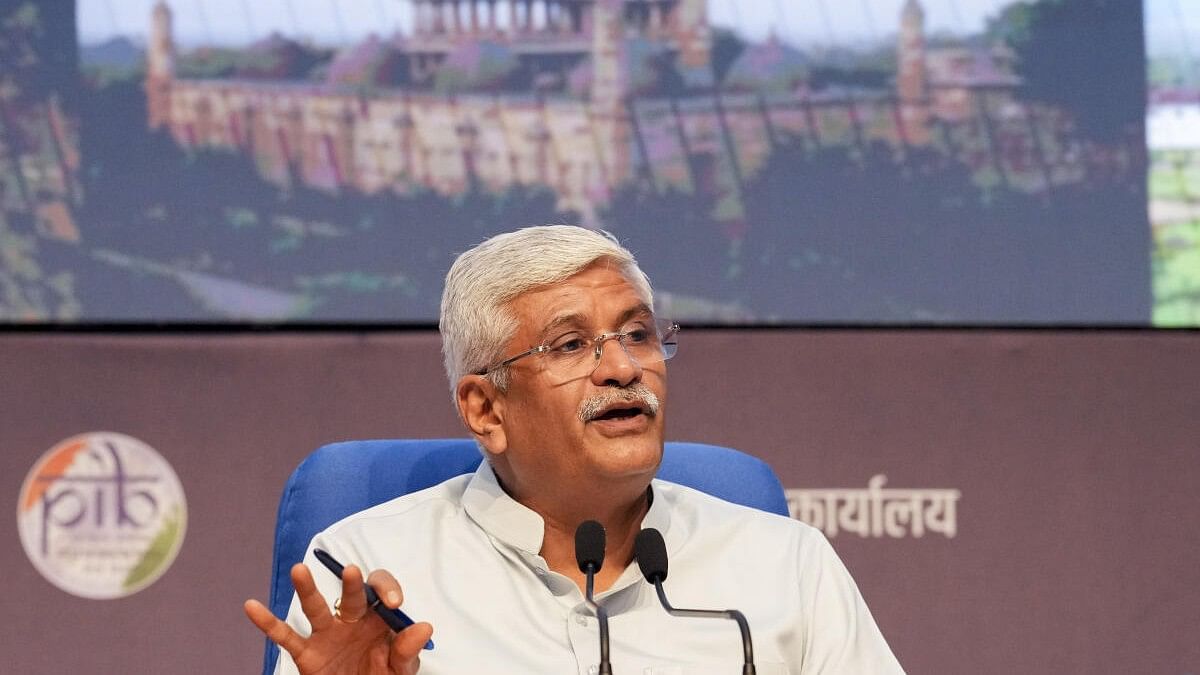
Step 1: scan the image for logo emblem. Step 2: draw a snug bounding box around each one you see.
[17,432,187,599]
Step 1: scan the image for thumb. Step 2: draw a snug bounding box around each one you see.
[388,623,434,675]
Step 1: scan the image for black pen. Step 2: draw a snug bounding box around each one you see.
[312,548,435,650]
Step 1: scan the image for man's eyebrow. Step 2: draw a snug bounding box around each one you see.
[536,303,652,340]
[537,313,587,341]
[616,303,653,326]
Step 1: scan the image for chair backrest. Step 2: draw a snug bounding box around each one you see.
[263,439,788,675]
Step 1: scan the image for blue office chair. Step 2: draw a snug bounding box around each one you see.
[263,439,788,674]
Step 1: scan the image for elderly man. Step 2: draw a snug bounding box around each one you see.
[245,225,903,674]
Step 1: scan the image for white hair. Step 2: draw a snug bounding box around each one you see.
[439,224,653,399]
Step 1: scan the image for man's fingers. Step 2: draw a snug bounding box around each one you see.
[389,622,434,674]
[243,599,308,659]
[290,563,334,631]
[336,564,369,622]
[366,568,405,609]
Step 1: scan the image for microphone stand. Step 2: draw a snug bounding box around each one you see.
[583,564,614,675]
[649,579,755,675]
[636,528,754,675]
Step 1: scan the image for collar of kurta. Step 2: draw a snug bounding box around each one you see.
[460,459,687,589]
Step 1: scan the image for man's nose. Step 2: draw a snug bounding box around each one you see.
[590,337,642,387]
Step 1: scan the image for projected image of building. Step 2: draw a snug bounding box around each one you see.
[143,0,1053,219]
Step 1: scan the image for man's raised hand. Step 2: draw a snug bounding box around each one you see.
[244,563,433,675]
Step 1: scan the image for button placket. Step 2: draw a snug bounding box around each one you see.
[566,604,601,675]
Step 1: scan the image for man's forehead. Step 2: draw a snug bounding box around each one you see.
[537,302,653,334]
[508,267,651,329]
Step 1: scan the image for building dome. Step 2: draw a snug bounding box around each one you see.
[235,32,324,80]
[723,36,809,93]
[326,33,410,88]
[902,0,926,23]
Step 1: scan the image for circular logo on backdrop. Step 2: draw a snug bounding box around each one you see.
[16,432,187,599]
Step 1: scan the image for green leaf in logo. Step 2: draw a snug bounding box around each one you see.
[123,506,183,591]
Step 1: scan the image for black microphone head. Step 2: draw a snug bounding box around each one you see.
[635,528,669,583]
[574,520,606,573]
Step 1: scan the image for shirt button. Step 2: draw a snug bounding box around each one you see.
[575,614,589,626]
[588,666,599,675]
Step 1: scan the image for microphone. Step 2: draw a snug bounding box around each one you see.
[634,528,756,675]
[575,520,614,675]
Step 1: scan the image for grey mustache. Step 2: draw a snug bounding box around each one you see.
[578,384,661,422]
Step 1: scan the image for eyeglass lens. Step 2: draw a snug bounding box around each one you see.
[543,320,677,380]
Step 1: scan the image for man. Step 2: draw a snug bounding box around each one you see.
[245,225,904,674]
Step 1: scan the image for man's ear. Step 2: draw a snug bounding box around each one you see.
[456,375,508,455]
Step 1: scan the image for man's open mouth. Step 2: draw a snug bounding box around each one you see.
[591,405,645,421]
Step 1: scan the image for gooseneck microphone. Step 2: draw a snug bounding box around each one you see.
[634,528,756,675]
[575,520,614,675]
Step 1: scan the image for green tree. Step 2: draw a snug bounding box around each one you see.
[988,0,1144,142]
[710,28,746,84]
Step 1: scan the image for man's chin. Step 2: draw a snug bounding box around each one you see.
[586,426,663,478]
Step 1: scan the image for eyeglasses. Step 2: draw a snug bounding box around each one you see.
[476,317,679,383]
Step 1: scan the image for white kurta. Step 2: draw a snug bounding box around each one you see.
[276,462,904,674]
